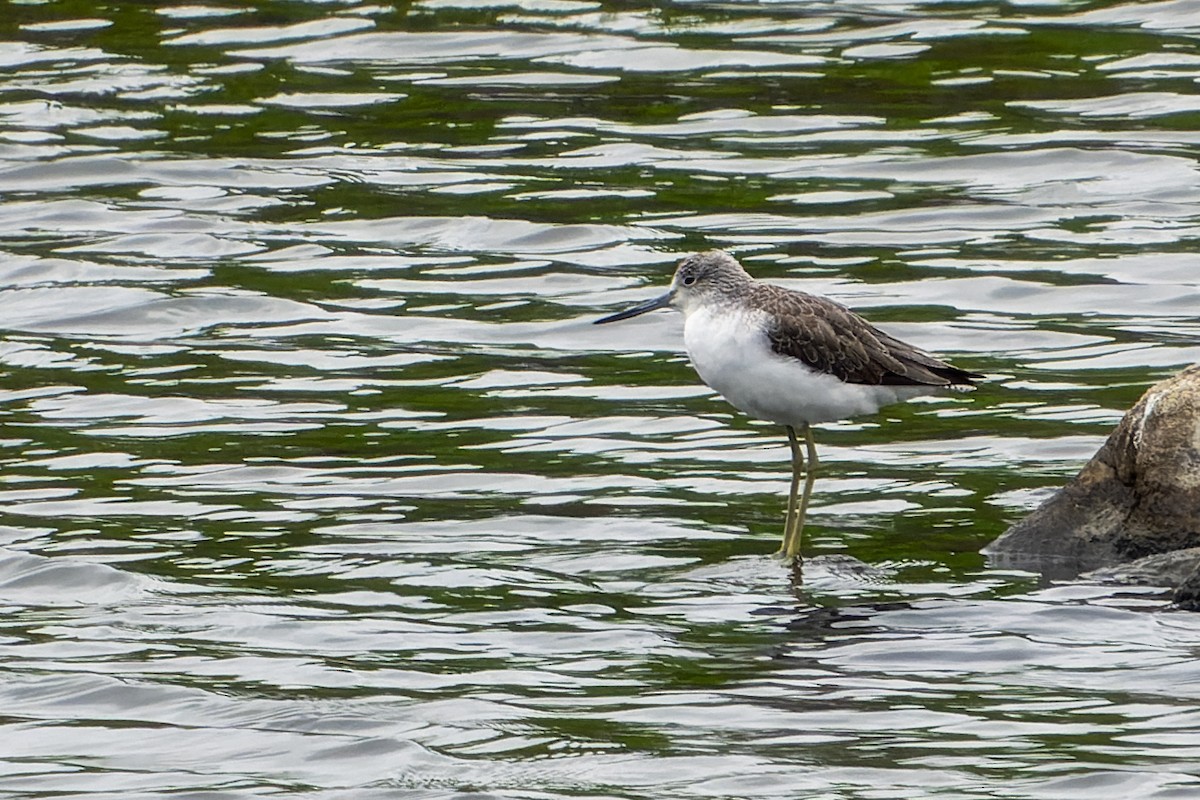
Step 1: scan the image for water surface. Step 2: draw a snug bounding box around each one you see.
[3,1,1200,797]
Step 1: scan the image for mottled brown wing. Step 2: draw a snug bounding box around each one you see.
[757,285,979,387]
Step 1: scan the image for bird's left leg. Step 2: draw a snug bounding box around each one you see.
[779,425,804,560]
[783,423,818,561]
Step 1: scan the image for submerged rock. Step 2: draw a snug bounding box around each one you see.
[986,366,1200,597]
[1174,562,1200,610]
[1082,547,1200,587]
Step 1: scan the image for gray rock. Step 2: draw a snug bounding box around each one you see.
[986,365,1200,586]
[1082,547,1200,587]
[1174,561,1200,610]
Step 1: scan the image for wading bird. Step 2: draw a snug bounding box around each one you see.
[595,250,981,560]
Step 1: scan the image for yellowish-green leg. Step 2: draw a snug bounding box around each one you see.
[782,423,818,561]
[778,425,804,558]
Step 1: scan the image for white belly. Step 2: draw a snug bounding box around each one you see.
[682,305,926,426]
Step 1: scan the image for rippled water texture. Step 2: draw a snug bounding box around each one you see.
[4,1,1200,797]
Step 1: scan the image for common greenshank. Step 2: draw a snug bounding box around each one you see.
[595,250,981,561]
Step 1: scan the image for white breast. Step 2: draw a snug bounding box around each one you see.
[682,304,926,426]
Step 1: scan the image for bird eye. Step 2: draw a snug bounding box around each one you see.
[682,274,696,286]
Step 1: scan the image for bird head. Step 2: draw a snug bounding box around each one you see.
[594,250,750,324]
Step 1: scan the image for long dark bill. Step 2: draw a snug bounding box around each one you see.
[593,292,672,325]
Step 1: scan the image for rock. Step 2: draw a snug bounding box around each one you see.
[1174,560,1200,610]
[1082,547,1200,587]
[986,365,1200,585]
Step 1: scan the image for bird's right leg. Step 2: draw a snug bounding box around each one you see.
[789,423,818,560]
